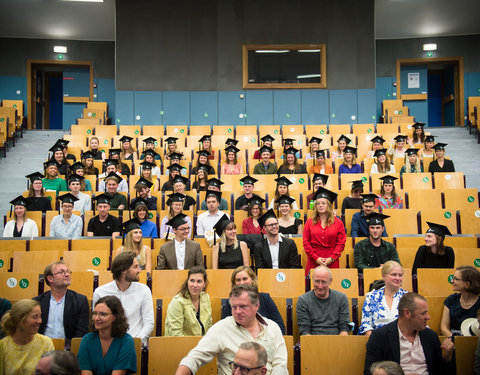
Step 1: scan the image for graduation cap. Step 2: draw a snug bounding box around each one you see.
[104,171,123,183]
[405,148,419,157]
[394,135,408,143]
[205,190,222,202]
[258,145,274,154]
[119,135,134,143]
[104,159,119,168]
[379,175,398,185]
[196,150,211,158]
[261,134,275,143]
[166,213,188,229]
[55,139,69,148]
[361,193,378,204]
[275,176,292,186]
[225,138,238,146]
[257,209,277,228]
[68,173,84,184]
[166,164,185,173]
[433,143,447,151]
[109,149,122,157]
[365,213,390,227]
[9,195,28,207]
[69,162,84,173]
[166,192,186,205]
[199,135,212,143]
[26,172,44,183]
[82,151,95,160]
[49,144,64,153]
[337,135,351,144]
[283,138,294,146]
[142,137,157,145]
[313,173,329,185]
[348,180,364,190]
[172,175,189,186]
[246,196,266,207]
[412,122,425,129]
[43,159,60,169]
[313,186,338,203]
[168,152,184,160]
[309,137,322,144]
[142,149,160,159]
[213,214,232,237]
[374,148,388,158]
[207,177,224,189]
[224,145,240,154]
[58,193,79,205]
[130,197,148,210]
[140,161,156,170]
[426,221,452,238]
[275,195,295,206]
[344,146,357,154]
[424,135,436,143]
[92,194,112,206]
[196,165,210,174]
[284,147,299,155]
[123,218,141,235]
[240,175,258,186]
[315,150,327,158]
[135,177,153,189]
[370,136,385,144]
[165,137,178,144]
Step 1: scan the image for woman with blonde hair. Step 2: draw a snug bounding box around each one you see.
[221,145,243,175]
[268,176,299,210]
[338,146,361,175]
[165,266,212,336]
[119,135,138,163]
[3,196,39,238]
[305,136,322,160]
[370,149,396,174]
[331,134,350,161]
[212,215,249,269]
[399,148,423,176]
[0,299,54,375]
[303,187,346,276]
[114,219,152,274]
[160,193,193,239]
[164,137,185,160]
[366,136,386,159]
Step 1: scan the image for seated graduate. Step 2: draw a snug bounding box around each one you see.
[25,172,53,212]
[351,194,388,238]
[428,143,455,173]
[3,195,39,238]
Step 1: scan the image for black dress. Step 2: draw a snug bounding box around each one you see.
[218,244,244,269]
[341,196,362,214]
[428,159,455,173]
[192,182,207,191]
[412,245,455,275]
[191,165,215,175]
[27,197,52,212]
[90,149,104,160]
[279,218,303,235]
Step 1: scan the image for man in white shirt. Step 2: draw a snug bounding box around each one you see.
[175,284,288,375]
[66,174,91,215]
[196,190,229,235]
[93,251,154,345]
[98,159,128,192]
[50,193,83,239]
[157,213,203,270]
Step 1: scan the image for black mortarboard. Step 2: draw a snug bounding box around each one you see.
[49,144,64,153]
[196,165,210,174]
[166,164,185,173]
[313,186,338,203]
[257,209,277,228]
[82,151,95,160]
[426,221,452,238]
[167,193,186,204]
[104,159,119,167]
[349,180,364,189]
[123,218,141,235]
[205,190,222,202]
[130,197,148,210]
[424,135,436,143]
[379,175,398,185]
[337,134,351,144]
[344,146,357,154]
[365,213,390,227]
[224,145,240,154]
[240,175,258,186]
[58,193,79,205]
[309,137,322,144]
[119,135,134,143]
[196,150,211,158]
[225,138,238,146]
[92,194,112,205]
[140,161,156,170]
[261,134,275,143]
[247,196,266,207]
[313,173,329,184]
[172,175,189,185]
[284,147,299,155]
[166,213,188,229]
[275,176,292,186]
[316,150,327,158]
[374,148,387,158]
[165,137,178,144]
[283,138,294,146]
[168,152,184,160]
[68,173,84,184]
[275,195,295,206]
[258,145,274,154]
[361,193,378,204]
[207,177,224,188]
[26,172,44,183]
[135,177,153,189]
[199,135,212,143]
[109,149,122,157]
[370,136,385,144]
[104,171,123,183]
[142,149,160,159]
[143,137,157,144]
[394,135,408,143]
[405,148,419,156]
[55,139,69,148]
[43,159,60,169]
[213,214,231,237]
[433,143,447,151]
[413,122,425,129]
[69,162,84,173]
[9,195,28,207]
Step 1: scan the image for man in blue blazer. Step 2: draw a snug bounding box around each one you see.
[351,194,388,238]
[364,292,454,375]
[34,261,89,344]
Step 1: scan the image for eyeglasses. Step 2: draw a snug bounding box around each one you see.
[452,276,463,281]
[264,222,278,227]
[228,361,264,374]
[52,270,72,276]
[92,312,112,317]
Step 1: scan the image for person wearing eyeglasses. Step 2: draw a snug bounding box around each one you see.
[229,342,268,375]
[33,261,89,346]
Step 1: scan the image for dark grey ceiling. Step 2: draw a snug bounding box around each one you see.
[0,0,479,41]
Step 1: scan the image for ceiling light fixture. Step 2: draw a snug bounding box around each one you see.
[255,50,289,53]
[423,43,437,51]
[53,46,67,53]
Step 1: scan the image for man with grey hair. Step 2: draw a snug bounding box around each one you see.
[296,266,350,335]
[370,361,405,375]
[35,350,80,375]
[230,342,268,375]
[175,284,288,375]
[364,292,454,375]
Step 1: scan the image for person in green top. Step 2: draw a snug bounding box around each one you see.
[42,159,67,193]
[253,145,278,175]
[104,172,127,211]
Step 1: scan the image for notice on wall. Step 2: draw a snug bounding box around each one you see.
[408,72,420,88]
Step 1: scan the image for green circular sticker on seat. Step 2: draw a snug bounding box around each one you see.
[92,113,96,117]
[320,130,325,134]
[474,259,480,267]
[13,104,17,108]
[0,260,4,269]
[468,196,474,203]
[399,111,403,115]
[149,213,153,219]
[299,178,305,184]
[87,129,92,134]
[361,177,367,183]
[180,129,184,133]
[92,257,101,266]
[19,279,29,289]
[341,279,351,289]
[251,138,256,143]
[444,211,452,219]
[274,130,278,134]
[228,128,232,133]
[423,177,429,183]
[294,212,301,219]
[135,130,139,134]
[448,275,454,284]
[0,118,4,122]
[367,129,372,133]
[104,140,108,144]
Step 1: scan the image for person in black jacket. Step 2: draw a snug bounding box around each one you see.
[428,143,455,173]
[33,261,89,344]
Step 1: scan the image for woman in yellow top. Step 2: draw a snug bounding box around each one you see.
[0,299,54,375]
[165,266,212,336]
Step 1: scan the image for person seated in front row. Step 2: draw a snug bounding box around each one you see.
[87,194,122,239]
[157,213,203,270]
[351,194,388,238]
[50,193,83,239]
[230,342,268,375]
[3,195,39,238]
[200,178,229,211]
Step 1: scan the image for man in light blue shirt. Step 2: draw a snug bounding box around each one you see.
[50,193,83,239]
